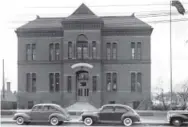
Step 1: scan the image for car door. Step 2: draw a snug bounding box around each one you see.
[99,106,114,121]
[30,105,44,122]
[41,105,59,121]
[114,106,129,121]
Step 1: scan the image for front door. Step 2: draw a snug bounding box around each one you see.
[78,81,89,101]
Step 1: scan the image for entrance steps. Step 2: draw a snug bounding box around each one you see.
[66,102,97,116]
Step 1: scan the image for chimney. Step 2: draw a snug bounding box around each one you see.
[6,82,11,92]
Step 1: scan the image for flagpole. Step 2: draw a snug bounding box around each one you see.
[170,0,173,107]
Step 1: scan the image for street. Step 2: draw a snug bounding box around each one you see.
[2,123,188,127]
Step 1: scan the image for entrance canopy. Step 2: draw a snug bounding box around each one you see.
[71,63,93,69]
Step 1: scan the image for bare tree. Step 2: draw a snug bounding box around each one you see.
[177,80,188,109]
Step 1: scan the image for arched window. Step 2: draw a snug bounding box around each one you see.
[76,34,88,59]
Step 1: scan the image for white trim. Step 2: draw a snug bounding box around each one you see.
[71,63,93,69]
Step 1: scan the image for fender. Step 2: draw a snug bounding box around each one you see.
[13,113,30,122]
[82,113,99,122]
[121,112,138,122]
[171,114,188,120]
[49,113,69,122]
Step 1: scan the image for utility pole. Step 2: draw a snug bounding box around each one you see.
[2,59,5,99]
[170,0,173,107]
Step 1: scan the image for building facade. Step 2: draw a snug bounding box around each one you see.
[16,4,153,109]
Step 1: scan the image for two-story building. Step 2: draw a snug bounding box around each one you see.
[16,3,153,109]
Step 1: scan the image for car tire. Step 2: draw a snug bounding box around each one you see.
[50,117,59,126]
[171,118,182,126]
[84,117,93,126]
[123,117,133,126]
[16,116,25,125]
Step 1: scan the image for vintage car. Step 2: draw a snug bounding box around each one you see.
[81,104,140,126]
[13,103,70,125]
[167,107,188,126]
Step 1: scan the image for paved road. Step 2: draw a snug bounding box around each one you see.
[2,123,188,127]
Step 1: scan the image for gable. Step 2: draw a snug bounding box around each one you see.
[71,3,96,16]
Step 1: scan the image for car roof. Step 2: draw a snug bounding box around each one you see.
[102,104,132,108]
[34,103,61,108]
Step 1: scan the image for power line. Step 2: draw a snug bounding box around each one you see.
[25,3,188,8]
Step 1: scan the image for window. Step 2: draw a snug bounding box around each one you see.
[67,76,72,92]
[112,73,117,91]
[133,101,140,109]
[106,73,111,91]
[68,42,72,59]
[49,73,60,92]
[49,73,54,92]
[26,44,31,61]
[43,106,57,111]
[32,105,43,111]
[31,44,36,60]
[115,106,128,112]
[131,42,136,59]
[106,43,111,60]
[109,101,115,104]
[112,43,117,59]
[137,72,142,92]
[32,73,36,92]
[26,73,30,92]
[101,106,114,112]
[92,41,97,59]
[131,72,136,92]
[28,101,34,109]
[137,42,141,59]
[92,76,97,92]
[55,73,60,92]
[49,43,54,61]
[55,43,60,60]
[131,72,142,93]
[26,73,36,93]
[83,45,88,59]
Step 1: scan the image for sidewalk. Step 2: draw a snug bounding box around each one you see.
[0,115,169,125]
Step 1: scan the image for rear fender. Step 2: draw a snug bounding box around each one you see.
[82,115,99,122]
[49,113,68,122]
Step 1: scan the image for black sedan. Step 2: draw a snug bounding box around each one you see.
[81,104,140,126]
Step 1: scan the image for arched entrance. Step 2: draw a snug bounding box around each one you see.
[76,70,89,101]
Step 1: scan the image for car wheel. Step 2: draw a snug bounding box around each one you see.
[171,118,182,126]
[16,116,25,125]
[123,118,133,126]
[84,117,93,126]
[50,117,59,126]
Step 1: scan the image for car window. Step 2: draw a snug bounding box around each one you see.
[32,105,43,111]
[115,106,128,113]
[101,106,114,112]
[43,106,58,111]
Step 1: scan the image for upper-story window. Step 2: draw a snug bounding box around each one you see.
[106,43,111,60]
[76,34,88,59]
[68,41,73,59]
[26,44,36,61]
[49,73,60,92]
[55,43,60,60]
[112,42,117,59]
[67,76,72,93]
[106,73,111,91]
[112,73,117,91]
[26,73,36,92]
[137,42,141,59]
[131,72,142,93]
[92,41,97,59]
[49,43,60,61]
[131,42,136,59]
[131,42,142,60]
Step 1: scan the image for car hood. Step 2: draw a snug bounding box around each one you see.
[15,109,31,114]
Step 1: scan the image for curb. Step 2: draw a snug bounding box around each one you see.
[1,120,169,126]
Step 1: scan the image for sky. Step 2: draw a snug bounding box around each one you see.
[0,0,187,93]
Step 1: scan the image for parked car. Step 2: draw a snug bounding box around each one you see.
[81,104,140,126]
[13,103,70,125]
[167,107,188,126]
